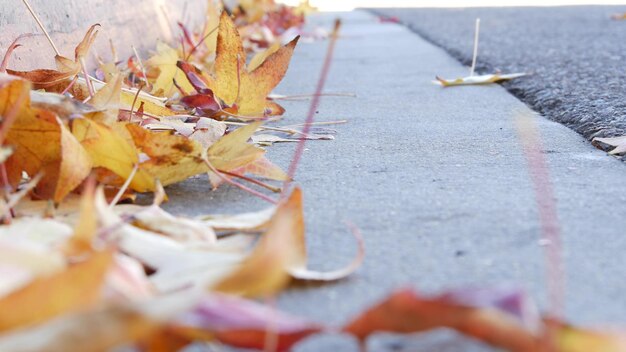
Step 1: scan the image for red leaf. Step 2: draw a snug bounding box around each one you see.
[173,293,323,351]
[343,286,543,352]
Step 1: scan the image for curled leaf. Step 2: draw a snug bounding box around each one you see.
[435,72,526,87]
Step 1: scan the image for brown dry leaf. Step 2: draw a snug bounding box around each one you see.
[0,73,30,143]
[1,74,91,201]
[3,78,92,200]
[593,136,626,155]
[343,286,543,351]
[7,25,99,88]
[126,124,208,187]
[0,250,113,332]
[204,12,299,116]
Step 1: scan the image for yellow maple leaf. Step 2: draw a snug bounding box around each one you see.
[72,119,155,192]
[207,121,265,171]
[125,124,208,187]
[146,42,195,98]
[204,12,299,116]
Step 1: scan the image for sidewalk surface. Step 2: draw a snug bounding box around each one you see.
[162,10,626,351]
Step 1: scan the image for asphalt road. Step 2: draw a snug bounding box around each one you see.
[375,6,626,141]
[165,10,626,352]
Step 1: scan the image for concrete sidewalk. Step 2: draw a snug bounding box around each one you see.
[164,10,626,351]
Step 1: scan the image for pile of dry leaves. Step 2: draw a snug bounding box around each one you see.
[0,0,625,351]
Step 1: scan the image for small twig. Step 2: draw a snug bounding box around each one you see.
[119,108,160,121]
[220,109,269,121]
[270,92,356,101]
[109,39,118,63]
[220,170,282,193]
[470,18,480,77]
[80,57,95,98]
[284,119,348,128]
[129,83,145,121]
[61,75,79,95]
[131,45,148,85]
[20,0,60,56]
[283,19,342,193]
[203,158,277,204]
[185,25,219,60]
[235,53,242,103]
[109,164,138,207]
[223,121,312,138]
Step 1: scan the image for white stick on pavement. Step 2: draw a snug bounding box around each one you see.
[470,18,480,76]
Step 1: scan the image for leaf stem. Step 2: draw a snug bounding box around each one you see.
[220,170,282,193]
[109,164,139,207]
[283,19,341,192]
[80,57,95,98]
[131,45,148,86]
[204,158,277,204]
[20,0,61,56]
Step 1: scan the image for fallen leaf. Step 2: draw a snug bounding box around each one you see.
[0,305,156,352]
[214,187,363,295]
[213,188,304,296]
[593,136,626,155]
[86,73,123,124]
[0,250,113,332]
[343,286,543,351]
[71,118,155,192]
[548,319,626,352]
[0,291,199,352]
[435,73,526,87]
[5,108,92,201]
[169,293,323,351]
[146,42,195,97]
[7,25,99,88]
[0,235,67,296]
[203,12,299,116]
[126,124,208,187]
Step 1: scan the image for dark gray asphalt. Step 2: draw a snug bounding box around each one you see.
[374,6,626,141]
